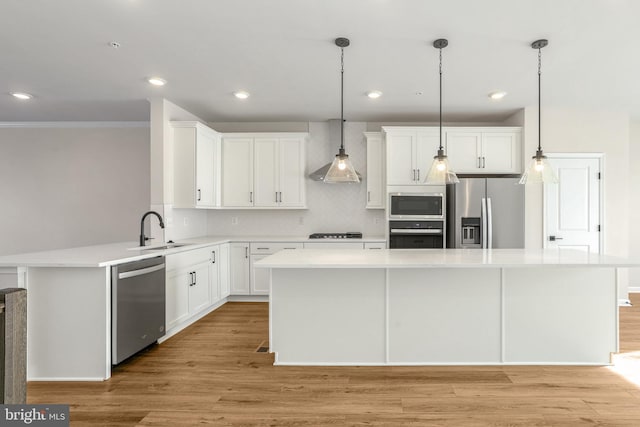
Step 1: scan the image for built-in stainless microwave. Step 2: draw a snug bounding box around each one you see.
[388,192,444,220]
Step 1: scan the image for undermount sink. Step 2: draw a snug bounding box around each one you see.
[129,243,193,251]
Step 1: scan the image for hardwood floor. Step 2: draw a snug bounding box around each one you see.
[28,294,640,426]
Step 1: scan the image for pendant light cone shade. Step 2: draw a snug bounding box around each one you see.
[425,39,459,185]
[324,37,360,184]
[519,39,558,185]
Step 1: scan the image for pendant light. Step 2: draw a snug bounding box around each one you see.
[425,39,459,185]
[518,39,558,184]
[323,37,360,183]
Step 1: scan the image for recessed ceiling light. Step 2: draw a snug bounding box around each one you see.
[11,92,32,100]
[415,91,423,96]
[234,91,250,99]
[109,41,121,49]
[488,91,507,100]
[367,91,383,99]
[148,77,166,86]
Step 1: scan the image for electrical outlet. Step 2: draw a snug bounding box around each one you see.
[299,216,304,225]
[183,217,189,226]
[231,217,238,225]
[374,217,382,225]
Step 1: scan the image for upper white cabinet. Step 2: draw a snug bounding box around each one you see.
[383,127,440,185]
[445,128,522,174]
[364,132,384,209]
[222,133,307,208]
[171,121,221,208]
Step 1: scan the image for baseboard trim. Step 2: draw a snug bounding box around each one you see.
[228,295,269,302]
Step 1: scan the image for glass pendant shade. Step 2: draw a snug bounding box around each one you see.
[518,150,558,184]
[425,150,459,184]
[324,148,360,183]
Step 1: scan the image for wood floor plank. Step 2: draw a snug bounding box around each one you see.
[25,295,640,426]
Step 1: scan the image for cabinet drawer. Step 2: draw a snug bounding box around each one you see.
[250,242,303,255]
[303,242,364,249]
[166,247,213,272]
[364,242,386,250]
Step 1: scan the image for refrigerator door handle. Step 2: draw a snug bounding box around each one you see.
[486,197,493,249]
[481,197,488,249]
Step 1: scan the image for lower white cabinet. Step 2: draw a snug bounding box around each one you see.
[303,242,365,249]
[249,242,303,295]
[166,247,212,330]
[219,244,231,299]
[229,242,251,295]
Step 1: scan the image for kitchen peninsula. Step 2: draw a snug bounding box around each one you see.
[257,248,632,366]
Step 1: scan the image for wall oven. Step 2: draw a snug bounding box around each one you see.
[388,193,444,220]
[388,220,445,249]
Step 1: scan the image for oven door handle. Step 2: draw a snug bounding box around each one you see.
[390,228,443,234]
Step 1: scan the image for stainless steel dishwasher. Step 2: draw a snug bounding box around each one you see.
[111,256,166,365]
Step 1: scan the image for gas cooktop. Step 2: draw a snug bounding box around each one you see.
[308,232,363,239]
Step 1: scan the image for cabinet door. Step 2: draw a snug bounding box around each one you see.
[209,246,220,304]
[365,133,384,209]
[219,244,231,298]
[278,137,306,207]
[250,254,270,295]
[386,132,416,185]
[482,132,520,173]
[195,129,216,207]
[415,132,441,183]
[445,132,482,173]
[253,138,279,207]
[229,243,250,294]
[189,262,210,314]
[222,138,254,207]
[166,267,190,330]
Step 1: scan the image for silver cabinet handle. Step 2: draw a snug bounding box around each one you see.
[478,157,481,168]
[482,157,486,168]
[367,191,371,202]
[212,251,216,263]
[245,247,248,258]
[275,192,278,203]
[189,272,194,286]
[417,169,420,181]
[197,189,201,201]
[249,191,253,203]
[279,192,282,203]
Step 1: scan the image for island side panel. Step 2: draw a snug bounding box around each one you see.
[26,267,110,380]
[388,268,502,364]
[270,268,386,365]
[503,267,617,365]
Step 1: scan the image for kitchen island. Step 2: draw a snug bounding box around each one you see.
[256,249,633,366]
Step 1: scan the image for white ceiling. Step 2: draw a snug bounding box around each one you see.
[2,0,639,123]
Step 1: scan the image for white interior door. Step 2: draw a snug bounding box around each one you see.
[544,156,601,253]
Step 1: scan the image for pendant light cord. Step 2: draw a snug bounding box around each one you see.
[537,47,542,153]
[340,46,345,151]
[439,47,443,151]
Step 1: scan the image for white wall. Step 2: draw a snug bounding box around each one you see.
[629,120,640,291]
[0,125,150,255]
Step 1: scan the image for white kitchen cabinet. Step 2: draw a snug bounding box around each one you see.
[364,242,386,249]
[208,245,220,304]
[384,127,440,185]
[219,243,231,299]
[303,242,365,249]
[166,247,212,330]
[365,132,384,209]
[249,242,303,295]
[221,133,307,208]
[445,128,521,174]
[172,121,221,208]
[229,242,250,294]
[222,137,254,207]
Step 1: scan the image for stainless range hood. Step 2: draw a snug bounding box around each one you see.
[309,120,362,183]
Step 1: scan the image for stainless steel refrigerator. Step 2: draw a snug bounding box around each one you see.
[446,177,524,249]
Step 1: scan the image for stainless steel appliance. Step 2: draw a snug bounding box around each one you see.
[388,193,444,220]
[388,220,445,249]
[446,177,524,249]
[111,256,166,365]
[309,232,363,239]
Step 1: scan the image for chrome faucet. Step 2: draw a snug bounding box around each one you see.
[139,211,165,247]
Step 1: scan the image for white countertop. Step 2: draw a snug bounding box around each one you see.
[255,248,636,268]
[0,235,386,268]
